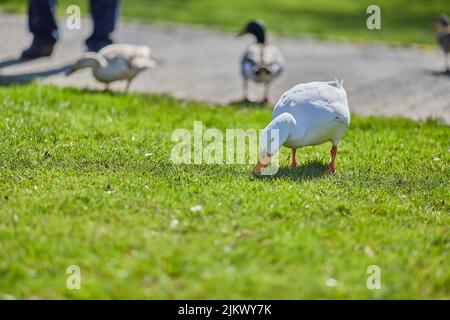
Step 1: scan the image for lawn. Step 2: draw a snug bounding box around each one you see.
[0,84,448,299]
[0,0,449,45]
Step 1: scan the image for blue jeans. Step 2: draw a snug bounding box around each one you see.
[28,0,120,49]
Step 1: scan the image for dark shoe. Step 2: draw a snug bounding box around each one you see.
[21,41,55,60]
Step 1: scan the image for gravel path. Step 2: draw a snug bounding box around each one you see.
[0,14,449,122]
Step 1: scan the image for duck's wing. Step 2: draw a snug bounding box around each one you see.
[241,44,260,78]
[99,44,151,60]
[261,45,285,76]
[108,56,134,70]
[241,44,284,80]
[94,57,135,82]
[273,81,349,121]
[272,81,350,146]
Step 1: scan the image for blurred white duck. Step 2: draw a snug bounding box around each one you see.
[237,20,285,103]
[253,80,350,175]
[66,44,156,92]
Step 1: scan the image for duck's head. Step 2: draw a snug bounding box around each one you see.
[237,20,266,44]
[253,113,296,175]
[435,15,450,33]
[66,53,103,76]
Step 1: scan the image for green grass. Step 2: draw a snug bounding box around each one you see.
[0,84,449,299]
[1,0,449,45]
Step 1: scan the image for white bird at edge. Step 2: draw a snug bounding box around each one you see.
[253,79,350,175]
[66,44,156,92]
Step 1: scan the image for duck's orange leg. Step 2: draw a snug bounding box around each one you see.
[242,79,249,101]
[290,148,297,169]
[327,145,337,174]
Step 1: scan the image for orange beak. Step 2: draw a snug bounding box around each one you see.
[253,155,272,175]
[253,161,266,175]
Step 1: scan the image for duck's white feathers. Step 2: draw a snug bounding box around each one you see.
[241,44,284,83]
[273,80,350,147]
[75,44,155,84]
[99,44,151,60]
[92,57,141,83]
[99,43,156,75]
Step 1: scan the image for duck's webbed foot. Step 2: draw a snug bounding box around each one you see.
[324,165,336,175]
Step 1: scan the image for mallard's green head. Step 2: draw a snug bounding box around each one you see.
[237,20,266,44]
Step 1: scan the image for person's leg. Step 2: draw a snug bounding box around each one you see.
[85,0,120,52]
[22,0,59,59]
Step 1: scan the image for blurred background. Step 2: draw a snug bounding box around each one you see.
[0,0,448,45]
[0,0,449,121]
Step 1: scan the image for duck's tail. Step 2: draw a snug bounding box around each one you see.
[326,78,345,89]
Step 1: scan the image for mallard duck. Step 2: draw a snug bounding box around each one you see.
[253,80,350,175]
[237,20,285,103]
[435,15,450,72]
[66,44,156,92]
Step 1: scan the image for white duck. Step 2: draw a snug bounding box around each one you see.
[237,20,285,103]
[66,44,156,92]
[253,80,350,175]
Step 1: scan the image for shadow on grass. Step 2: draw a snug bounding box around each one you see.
[57,158,328,182]
[254,160,328,181]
